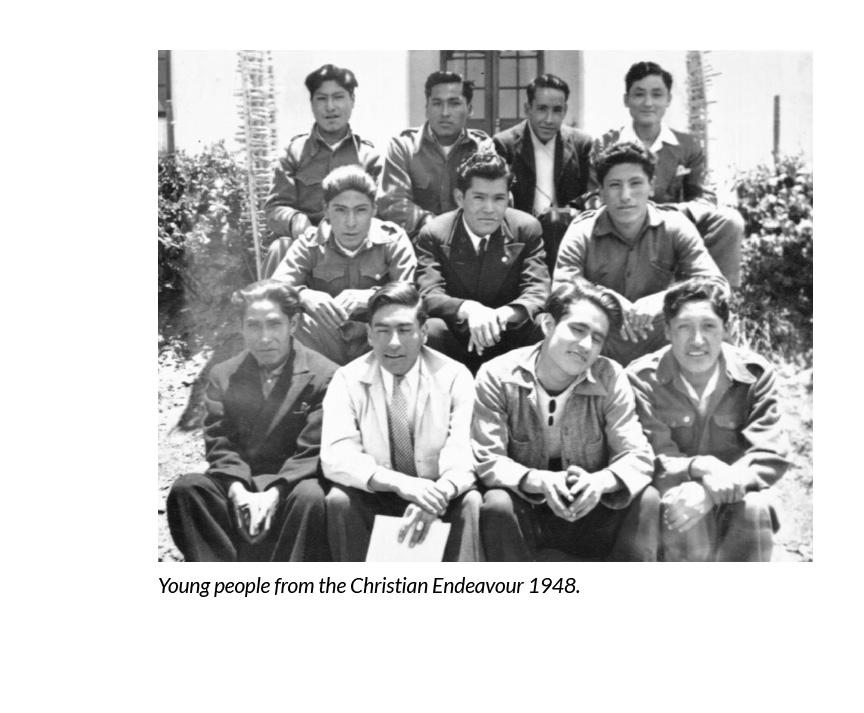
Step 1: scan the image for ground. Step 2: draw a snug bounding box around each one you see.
[157,348,813,562]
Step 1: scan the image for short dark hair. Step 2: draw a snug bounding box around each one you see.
[546,280,623,333]
[625,61,673,93]
[367,282,428,325]
[663,277,731,326]
[455,152,512,192]
[232,279,302,320]
[304,64,358,97]
[424,70,474,103]
[594,141,656,185]
[526,73,570,103]
[322,165,376,204]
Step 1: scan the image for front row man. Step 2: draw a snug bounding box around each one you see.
[627,278,789,561]
[473,281,660,561]
[321,282,482,561]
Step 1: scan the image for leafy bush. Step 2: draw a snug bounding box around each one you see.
[732,155,812,361]
[158,143,258,354]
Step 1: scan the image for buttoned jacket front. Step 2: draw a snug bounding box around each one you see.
[627,343,790,497]
[377,123,494,236]
[472,344,654,508]
[321,347,476,495]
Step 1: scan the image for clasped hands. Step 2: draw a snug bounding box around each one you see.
[460,301,519,355]
[227,481,280,544]
[662,456,743,532]
[534,466,610,522]
[396,478,455,548]
[615,293,662,343]
[301,288,372,330]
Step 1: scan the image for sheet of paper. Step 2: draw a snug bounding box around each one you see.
[366,515,451,562]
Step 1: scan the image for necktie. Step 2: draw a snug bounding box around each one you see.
[477,236,488,260]
[388,375,416,477]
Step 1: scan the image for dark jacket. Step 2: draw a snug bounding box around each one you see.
[494,120,594,213]
[203,342,337,491]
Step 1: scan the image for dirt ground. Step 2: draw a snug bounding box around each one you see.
[157,348,813,562]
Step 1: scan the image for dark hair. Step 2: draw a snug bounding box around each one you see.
[322,164,376,204]
[455,152,512,192]
[594,141,656,185]
[546,280,623,333]
[232,279,302,320]
[526,73,570,103]
[424,70,474,103]
[304,64,358,97]
[367,282,428,325]
[625,61,673,93]
[663,277,731,326]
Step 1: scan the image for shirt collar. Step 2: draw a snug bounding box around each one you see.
[422,121,467,149]
[656,343,757,386]
[619,122,679,154]
[527,122,557,152]
[315,219,388,252]
[506,344,605,396]
[311,123,354,152]
[593,203,664,241]
[379,354,422,398]
[462,215,492,242]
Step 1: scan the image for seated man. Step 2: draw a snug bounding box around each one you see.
[627,277,790,561]
[589,61,744,287]
[272,164,416,366]
[321,282,481,561]
[377,70,494,239]
[167,280,336,562]
[554,141,727,366]
[263,63,381,276]
[415,152,549,374]
[474,281,659,562]
[493,73,593,273]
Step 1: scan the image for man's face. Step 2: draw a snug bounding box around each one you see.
[665,299,726,380]
[243,298,297,368]
[426,82,471,144]
[600,162,652,230]
[541,299,609,379]
[310,79,354,138]
[367,303,427,376]
[325,189,374,250]
[454,176,509,237]
[624,74,671,131]
[525,87,568,143]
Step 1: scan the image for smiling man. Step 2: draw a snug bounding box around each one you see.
[272,165,416,365]
[493,74,593,272]
[554,141,726,366]
[414,152,549,374]
[166,280,337,561]
[473,281,658,561]
[627,278,790,561]
[263,64,381,276]
[588,61,744,287]
[377,70,494,238]
[321,282,481,561]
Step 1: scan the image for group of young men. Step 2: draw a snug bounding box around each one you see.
[166,60,789,562]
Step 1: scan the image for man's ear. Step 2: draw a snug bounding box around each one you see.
[467,102,473,118]
[538,312,555,338]
[453,188,465,209]
[366,323,374,347]
[663,322,671,343]
[419,321,428,344]
[649,176,655,199]
[523,100,531,117]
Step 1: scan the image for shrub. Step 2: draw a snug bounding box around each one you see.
[158,143,258,354]
[732,155,812,361]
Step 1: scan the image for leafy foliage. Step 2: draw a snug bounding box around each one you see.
[732,155,812,361]
[158,143,256,355]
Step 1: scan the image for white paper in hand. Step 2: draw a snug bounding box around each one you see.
[365,515,451,562]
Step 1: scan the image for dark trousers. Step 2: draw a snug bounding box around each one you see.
[539,213,570,276]
[167,473,330,562]
[680,203,744,289]
[662,491,777,562]
[480,486,660,561]
[326,485,483,562]
[425,317,544,375]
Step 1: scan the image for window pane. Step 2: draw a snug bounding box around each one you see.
[519,56,538,84]
[465,58,486,86]
[498,89,519,119]
[499,57,517,87]
[471,88,485,119]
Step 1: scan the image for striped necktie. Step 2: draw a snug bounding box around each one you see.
[387,374,416,477]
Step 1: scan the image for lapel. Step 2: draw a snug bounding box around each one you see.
[554,129,574,187]
[359,355,391,449]
[448,216,484,294]
[413,351,433,442]
[655,141,685,195]
[475,214,526,304]
[516,122,536,178]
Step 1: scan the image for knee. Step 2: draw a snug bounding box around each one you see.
[717,206,745,238]
[737,491,773,528]
[455,489,482,519]
[481,488,517,519]
[168,472,214,505]
[287,478,327,513]
[325,485,356,519]
[424,318,452,342]
[635,485,661,517]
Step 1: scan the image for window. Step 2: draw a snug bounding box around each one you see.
[441,51,543,135]
[158,50,174,154]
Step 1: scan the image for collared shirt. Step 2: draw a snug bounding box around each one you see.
[674,361,724,418]
[258,357,289,398]
[380,358,422,432]
[618,122,679,155]
[627,343,791,497]
[554,203,725,302]
[472,343,654,508]
[535,374,585,461]
[528,122,557,214]
[461,215,492,250]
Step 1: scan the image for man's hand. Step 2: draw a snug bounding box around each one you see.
[540,206,576,226]
[291,213,316,240]
[566,468,617,521]
[334,288,373,318]
[459,301,503,355]
[300,289,348,331]
[624,295,660,341]
[227,481,280,544]
[396,477,449,515]
[522,469,574,520]
[662,482,713,532]
[397,504,439,547]
[691,455,738,504]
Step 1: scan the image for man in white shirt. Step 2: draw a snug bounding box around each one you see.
[321,282,481,561]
